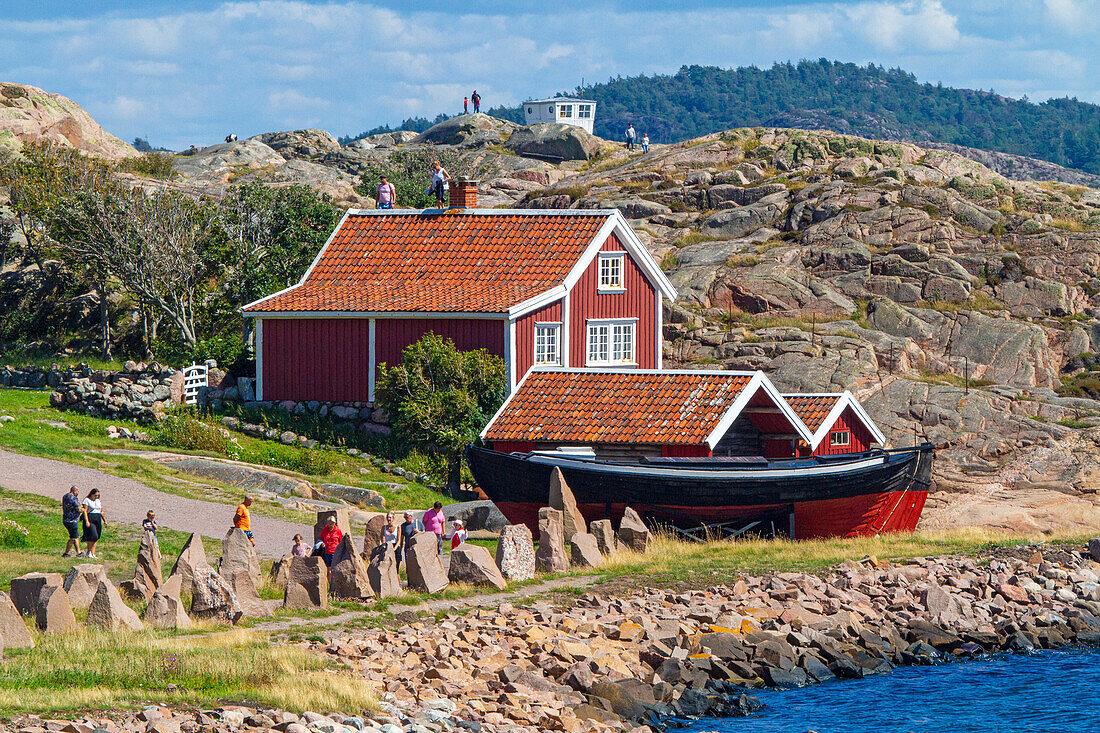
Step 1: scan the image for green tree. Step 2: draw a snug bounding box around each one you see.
[375,333,507,491]
[356,146,474,209]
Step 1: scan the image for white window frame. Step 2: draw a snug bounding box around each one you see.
[578,104,592,119]
[533,322,561,366]
[560,104,573,118]
[831,430,850,446]
[586,319,636,366]
[597,252,626,293]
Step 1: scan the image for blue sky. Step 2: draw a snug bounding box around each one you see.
[0,0,1096,149]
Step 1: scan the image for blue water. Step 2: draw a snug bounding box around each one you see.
[679,649,1100,733]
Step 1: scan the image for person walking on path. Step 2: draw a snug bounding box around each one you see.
[463,96,469,114]
[79,488,104,559]
[430,161,450,208]
[376,175,396,209]
[422,501,447,555]
[625,124,637,151]
[291,533,310,557]
[61,485,81,557]
[234,495,254,546]
[642,133,650,153]
[449,519,467,550]
[398,510,418,570]
[472,90,481,113]
[319,516,343,567]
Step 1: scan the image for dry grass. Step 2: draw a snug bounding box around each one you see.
[0,627,376,714]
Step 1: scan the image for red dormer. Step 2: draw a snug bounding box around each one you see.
[783,392,887,456]
[242,205,676,403]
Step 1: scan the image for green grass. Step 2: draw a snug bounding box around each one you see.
[0,351,125,371]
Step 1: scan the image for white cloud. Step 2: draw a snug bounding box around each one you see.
[846,1,961,52]
[108,95,148,119]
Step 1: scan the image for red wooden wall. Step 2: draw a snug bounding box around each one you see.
[262,318,371,402]
[569,234,657,368]
[662,444,712,457]
[514,300,563,378]
[374,318,507,372]
[810,406,873,456]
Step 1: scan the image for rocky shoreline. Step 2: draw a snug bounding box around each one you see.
[5,543,1100,733]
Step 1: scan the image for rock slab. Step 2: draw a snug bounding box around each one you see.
[367,543,402,598]
[589,519,617,556]
[570,533,604,568]
[36,585,77,635]
[314,509,351,544]
[496,524,535,581]
[190,564,243,623]
[549,468,585,542]
[535,507,569,573]
[11,572,62,616]
[143,574,191,629]
[284,556,328,609]
[63,564,108,609]
[0,592,34,648]
[617,507,651,553]
[406,533,449,594]
[230,569,273,619]
[331,535,373,600]
[448,543,508,590]
[170,532,208,596]
[219,528,261,588]
[87,580,143,631]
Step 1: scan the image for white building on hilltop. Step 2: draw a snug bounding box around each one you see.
[523,97,597,134]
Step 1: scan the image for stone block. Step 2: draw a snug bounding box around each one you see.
[219,528,261,589]
[190,564,243,623]
[230,569,272,618]
[535,507,568,573]
[63,564,108,610]
[170,532,208,597]
[448,543,507,590]
[589,519,617,556]
[548,468,585,542]
[143,574,191,629]
[570,533,603,568]
[405,533,448,594]
[11,572,62,616]
[314,509,351,544]
[87,580,143,632]
[0,591,33,648]
[367,543,402,598]
[36,585,77,635]
[330,535,373,600]
[284,556,328,609]
[617,507,651,553]
[495,524,535,581]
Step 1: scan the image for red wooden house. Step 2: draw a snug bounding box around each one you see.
[241,184,676,403]
[480,368,815,459]
[782,392,887,457]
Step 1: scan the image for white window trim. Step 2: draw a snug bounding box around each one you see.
[831,430,850,446]
[533,322,562,366]
[597,252,627,294]
[585,318,637,366]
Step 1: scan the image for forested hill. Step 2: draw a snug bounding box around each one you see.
[343,60,1100,175]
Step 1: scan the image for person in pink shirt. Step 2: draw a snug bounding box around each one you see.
[376,175,396,209]
[421,501,446,555]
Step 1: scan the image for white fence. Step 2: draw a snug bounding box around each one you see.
[181,363,209,405]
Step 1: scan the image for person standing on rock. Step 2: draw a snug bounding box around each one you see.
[430,161,450,209]
[79,488,104,559]
[642,132,650,153]
[472,90,480,113]
[422,501,447,555]
[376,175,396,209]
[625,124,636,151]
[234,495,254,547]
[61,485,81,557]
[143,510,159,548]
[319,516,343,568]
[463,96,469,114]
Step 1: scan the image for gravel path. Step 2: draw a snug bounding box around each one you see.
[0,448,310,558]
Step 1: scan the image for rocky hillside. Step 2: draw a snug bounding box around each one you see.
[0,82,137,159]
[5,93,1100,534]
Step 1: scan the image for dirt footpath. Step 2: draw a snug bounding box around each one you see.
[0,448,310,558]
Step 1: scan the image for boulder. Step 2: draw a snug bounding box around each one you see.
[548,468,585,542]
[270,554,294,591]
[589,519,617,556]
[219,528,261,589]
[35,585,77,635]
[170,532,208,596]
[570,533,603,568]
[143,574,191,629]
[1089,538,1100,563]
[190,564,243,623]
[10,572,62,616]
[448,543,508,590]
[535,507,569,573]
[505,122,603,161]
[405,533,449,594]
[87,580,143,632]
[284,556,328,609]
[62,564,108,609]
[0,592,34,648]
[314,509,351,544]
[495,524,535,581]
[367,543,402,598]
[363,515,387,552]
[251,129,340,158]
[413,113,518,147]
[330,535,373,600]
[617,507,650,553]
[443,500,510,533]
[137,529,163,589]
[230,570,273,619]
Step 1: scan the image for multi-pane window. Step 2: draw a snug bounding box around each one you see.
[559,105,573,117]
[534,324,560,366]
[578,105,592,118]
[831,431,850,446]
[586,321,635,365]
[598,253,625,291]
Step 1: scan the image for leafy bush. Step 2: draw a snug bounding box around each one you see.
[355,147,474,209]
[0,517,31,548]
[153,416,229,454]
[118,152,176,179]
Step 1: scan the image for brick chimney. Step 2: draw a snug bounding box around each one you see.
[448,179,478,209]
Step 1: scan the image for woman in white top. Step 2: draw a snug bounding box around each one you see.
[382,512,400,546]
[431,161,450,208]
[80,488,105,559]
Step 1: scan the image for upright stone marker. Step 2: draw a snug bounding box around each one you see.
[549,468,585,542]
[10,572,62,616]
[63,564,108,610]
[331,535,373,600]
[35,585,77,635]
[367,543,401,598]
[363,515,388,552]
[449,543,508,590]
[589,519,617,556]
[405,533,449,594]
[87,580,143,632]
[144,574,191,629]
[284,556,328,609]
[190,565,243,623]
[170,533,208,596]
[219,528,261,588]
[570,533,603,567]
[535,507,569,573]
[0,592,34,648]
[617,507,651,553]
[495,524,535,581]
[230,570,273,619]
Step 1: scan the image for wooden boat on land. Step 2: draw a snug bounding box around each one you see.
[466,444,934,540]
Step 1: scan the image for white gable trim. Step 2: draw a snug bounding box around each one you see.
[240,209,353,313]
[791,391,887,450]
[561,211,677,302]
[479,368,538,441]
[508,285,567,318]
[704,372,814,449]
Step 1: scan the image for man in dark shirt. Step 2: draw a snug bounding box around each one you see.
[61,485,81,557]
[398,510,418,570]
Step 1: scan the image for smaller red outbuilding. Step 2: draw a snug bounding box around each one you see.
[782,392,887,457]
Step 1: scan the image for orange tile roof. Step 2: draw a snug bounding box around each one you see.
[783,395,842,433]
[244,210,611,313]
[485,370,755,445]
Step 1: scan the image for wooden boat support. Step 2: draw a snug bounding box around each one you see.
[466,443,934,540]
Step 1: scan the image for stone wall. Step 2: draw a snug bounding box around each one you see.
[38,363,185,424]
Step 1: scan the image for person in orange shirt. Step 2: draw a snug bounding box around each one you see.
[234,495,254,546]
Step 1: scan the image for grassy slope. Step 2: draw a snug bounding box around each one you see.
[0,390,449,522]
